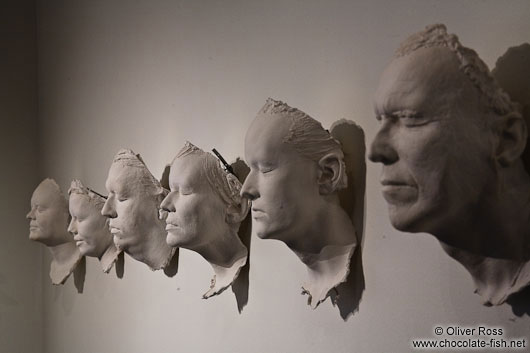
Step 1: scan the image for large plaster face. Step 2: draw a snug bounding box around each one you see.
[242,113,322,244]
[68,193,112,258]
[370,47,496,235]
[162,154,228,249]
[27,179,70,247]
[102,162,164,256]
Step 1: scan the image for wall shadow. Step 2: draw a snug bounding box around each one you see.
[231,159,252,313]
[493,43,530,316]
[330,119,366,320]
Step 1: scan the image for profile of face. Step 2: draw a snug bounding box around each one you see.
[26,179,70,247]
[161,153,229,249]
[369,46,497,235]
[242,118,319,242]
[101,150,166,256]
[68,182,112,258]
[241,99,346,245]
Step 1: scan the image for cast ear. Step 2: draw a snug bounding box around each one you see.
[494,111,527,167]
[226,198,250,224]
[317,152,345,195]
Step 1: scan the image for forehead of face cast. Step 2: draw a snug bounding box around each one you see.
[375,24,516,124]
[106,149,163,197]
[171,147,211,194]
[170,142,242,207]
[375,47,469,118]
[245,98,344,167]
[31,179,68,214]
[69,180,105,215]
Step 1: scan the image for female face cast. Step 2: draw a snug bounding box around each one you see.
[68,192,112,258]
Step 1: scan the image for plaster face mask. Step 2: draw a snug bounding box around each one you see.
[26,178,83,285]
[241,98,357,308]
[101,149,175,271]
[369,23,530,307]
[161,142,249,298]
[369,45,497,239]
[68,179,121,273]
[27,178,72,247]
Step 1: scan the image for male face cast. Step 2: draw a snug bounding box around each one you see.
[369,46,497,240]
[242,113,323,247]
[27,179,71,246]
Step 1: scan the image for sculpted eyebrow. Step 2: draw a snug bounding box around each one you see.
[392,109,421,118]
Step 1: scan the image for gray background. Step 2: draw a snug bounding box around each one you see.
[2,0,530,352]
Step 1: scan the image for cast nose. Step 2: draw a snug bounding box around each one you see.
[368,127,398,165]
[160,192,176,213]
[67,218,77,235]
[26,208,35,220]
[240,171,260,201]
[101,195,117,218]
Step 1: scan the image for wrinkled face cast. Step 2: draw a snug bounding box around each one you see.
[26,179,70,247]
[369,47,496,235]
[161,154,228,250]
[241,114,322,244]
[68,193,111,258]
[101,162,162,255]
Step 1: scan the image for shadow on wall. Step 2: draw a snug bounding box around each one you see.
[493,42,530,317]
[231,159,252,313]
[330,120,366,321]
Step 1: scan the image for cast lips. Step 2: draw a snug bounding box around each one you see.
[380,180,417,204]
[251,208,266,219]
[165,223,179,231]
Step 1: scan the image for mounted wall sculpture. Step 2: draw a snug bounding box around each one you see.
[241,98,358,309]
[68,179,121,273]
[160,142,249,298]
[101,149,178,276]
[26,178,84,285]
[369,24,530,306]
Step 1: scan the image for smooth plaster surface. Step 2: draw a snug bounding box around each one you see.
[35,1,530,352]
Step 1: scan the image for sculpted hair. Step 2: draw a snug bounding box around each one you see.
[112,149,167,198]
[259,98,348,190]
[175,142,243,210]
[395,24,519,117]
[68,179,106,210]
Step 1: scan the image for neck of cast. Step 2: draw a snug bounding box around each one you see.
[131,222,175,271]
[99,242,121,273]
[191,228,248,298]
[437,161,530,261]
[439,161,530,304]
[290,195,357,308]
[48,237,82,284]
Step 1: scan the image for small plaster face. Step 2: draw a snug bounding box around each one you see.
[242,114,321,244]
[68,193,112,258]
[102,161,164,256]
[370,46,496,235]
[162,154,227,249]
[27,179,70,247]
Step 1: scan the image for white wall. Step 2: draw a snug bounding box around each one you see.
[36,1,530,352]
[0,1,43,352]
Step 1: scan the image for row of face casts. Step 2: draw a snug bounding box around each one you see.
[26,97,358,307]
[27,23,529,308]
